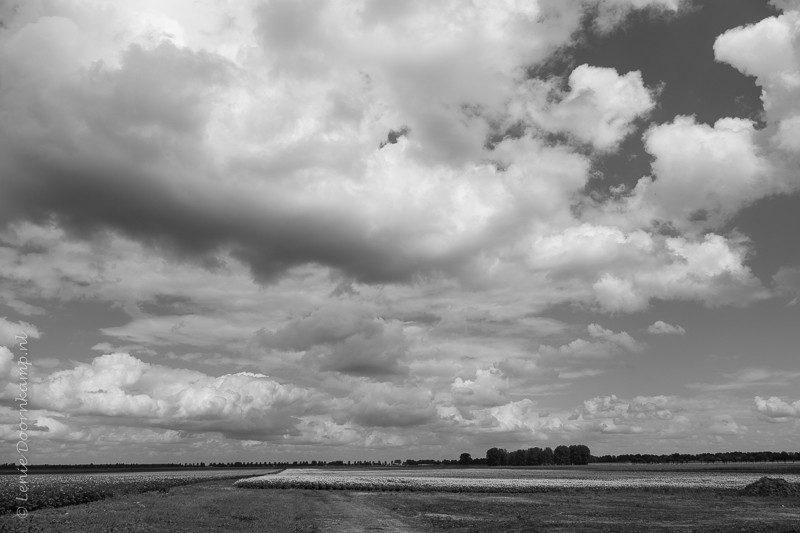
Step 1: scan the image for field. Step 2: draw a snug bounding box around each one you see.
[1,465,799,532]
[235,465,800,492]
[0,469,278,515]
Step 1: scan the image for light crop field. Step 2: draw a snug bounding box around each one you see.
[0,469,277,514]
[235,466,800,493]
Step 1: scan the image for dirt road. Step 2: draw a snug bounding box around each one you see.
[308,492,424,532]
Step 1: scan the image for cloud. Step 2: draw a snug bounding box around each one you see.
[34,352,324,440]
[687,368,800,392]
[516,65,656,151]
[0,0,718,293]
[0,317,41,347]
[573,394,676,422]
[587,323,645,352]
[537,324,643,374]
[451,367,510,408]
[754,396,800,419]
[563,394,750,441]
[708,415,746,436]
[529,225,768,312]
[713,7,800,186]
[714,10,800,124]
[647,321,686,335]
[773,266,800,305]
[0,0,578,285]
[0,347,13,377]
[628,117,774,231]
[345,381,436,428]
[591,0,687,32]
[258,301,380,352]
[257,301,410,378]
[470,399,562,436]
[1,0,798,457]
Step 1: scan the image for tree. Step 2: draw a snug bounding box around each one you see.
[459,453,472,465]
[498,448,509,466]
[526,447,543,466]
[486,448,501,467]
[542,447,554,465]
[574,445,591,465]
[554,445,570,465]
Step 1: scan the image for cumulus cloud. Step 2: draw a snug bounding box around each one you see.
[708,415,746,436]
[0,0,721,293]
[755,396,800,419]
[0,317,41,347]
[516,65,656,150]
[470,399,562,436]
[713,7,800,188]
[34,352,324,440]
[451,367,510,408]
[0,0,578,284]
[639,117,775,230]
[647,321,686,335]
[537,324,643,374]
[573,394,676,422]
[563,394,742,440]
[587,323,645,352]
[529,224,767,312]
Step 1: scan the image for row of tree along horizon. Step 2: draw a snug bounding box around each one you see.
[4,448,799,472]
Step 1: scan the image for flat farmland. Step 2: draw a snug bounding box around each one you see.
[236,464,800,492]
[0,469,278,515]
[1,465,799,532]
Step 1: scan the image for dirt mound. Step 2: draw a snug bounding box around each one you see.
[742,476,800,497]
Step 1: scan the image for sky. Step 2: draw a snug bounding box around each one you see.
[1,0,799,464]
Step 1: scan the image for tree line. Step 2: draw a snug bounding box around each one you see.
[594,450,800,464]
[481,444,591,466]
[5,448,798,472]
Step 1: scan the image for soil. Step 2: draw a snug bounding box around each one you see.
[742,477,800,497]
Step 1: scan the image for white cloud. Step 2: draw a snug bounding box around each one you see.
[639,116,774,230]
[755,395,800,418]
[592,0,686,32]
[587,323,645,352]
[537,325,643,377]
[517,65,656,151]
[713,7,800,189]
[451,367,510,408]
[529,225,768,312]
[708,415,746,436]
[647,320,686,335]
[34,352,324,440]
[0,317,41,348]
